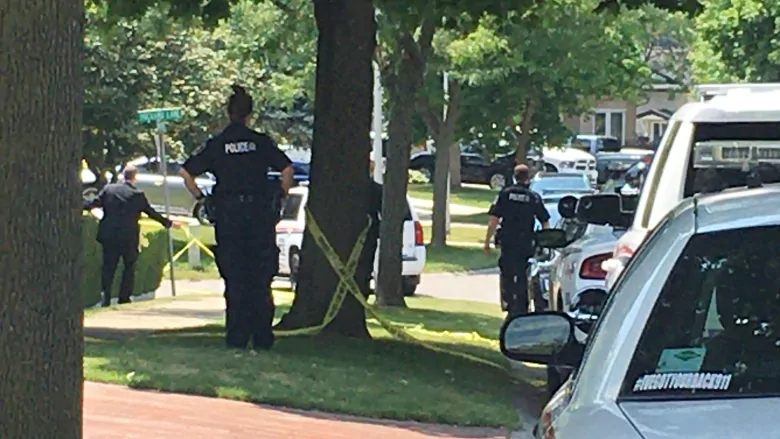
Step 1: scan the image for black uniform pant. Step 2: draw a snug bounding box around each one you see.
[214,198,278,349]
[101,240,139,306]
[499,247,531,318]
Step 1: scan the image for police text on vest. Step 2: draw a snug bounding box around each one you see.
[225,141,257,154]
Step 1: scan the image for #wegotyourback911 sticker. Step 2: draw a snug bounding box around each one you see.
[633,372,732,392]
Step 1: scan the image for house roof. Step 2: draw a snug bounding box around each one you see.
[637,108,674,120]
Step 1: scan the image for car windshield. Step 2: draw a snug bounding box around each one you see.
[570,139,591,152]
[531,176,590,194]
[281,194,303,220]
[621,225,780,400]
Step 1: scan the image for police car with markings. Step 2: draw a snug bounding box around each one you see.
[275,186,426,295]
[501,183,780,439]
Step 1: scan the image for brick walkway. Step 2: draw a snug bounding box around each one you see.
[85,382,507,439]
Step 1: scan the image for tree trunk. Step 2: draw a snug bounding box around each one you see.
[449,142,462,189]
[375,56,415,307]
[275,0,375,337]
[0,0,84,436]
[430,80,460,248]
[514,98,537,165]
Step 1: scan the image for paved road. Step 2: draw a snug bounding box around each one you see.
[417,270,499,304]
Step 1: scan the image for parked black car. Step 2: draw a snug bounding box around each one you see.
[409,152,493,185]
[410,149,543,188]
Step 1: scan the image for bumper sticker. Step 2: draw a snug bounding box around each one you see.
[633,372,732,392]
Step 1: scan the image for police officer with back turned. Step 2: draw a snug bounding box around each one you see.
[179,85,294,350]
[484,164,550,318]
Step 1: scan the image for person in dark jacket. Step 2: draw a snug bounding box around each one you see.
[85,165,175,306]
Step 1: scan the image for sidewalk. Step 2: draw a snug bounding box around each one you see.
[409,197,486,216]
[84,382,506,439]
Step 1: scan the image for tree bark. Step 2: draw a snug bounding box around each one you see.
[375,18,436,307]
[375,56,414,307]
[275,0,375,337]
[0,0,84,436]
[514,98,537,165]
[449,142,462,189]
[429,80,460,248]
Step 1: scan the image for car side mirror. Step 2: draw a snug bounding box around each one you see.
[500,312,575,365]
[557,195,578,219]
[534,229,570,249]
[576,194,632,228]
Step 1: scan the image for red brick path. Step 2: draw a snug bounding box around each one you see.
[84,382,508,439]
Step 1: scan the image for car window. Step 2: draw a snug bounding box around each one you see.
[166,162,182,175]
[601,138,621,153]
[281,194,304,220]
[620,225,780,399]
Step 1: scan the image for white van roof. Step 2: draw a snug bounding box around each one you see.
[673,83,780,123]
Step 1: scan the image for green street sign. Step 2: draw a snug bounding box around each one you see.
[137,107,183,123]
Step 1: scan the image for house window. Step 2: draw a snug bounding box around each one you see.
[593,110,625,143]
[651,121,667,141]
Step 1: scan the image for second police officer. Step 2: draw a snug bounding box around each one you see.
[483,164,551,318]
[179,84,294,350]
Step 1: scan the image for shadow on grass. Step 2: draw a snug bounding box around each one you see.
[85,324,518,431]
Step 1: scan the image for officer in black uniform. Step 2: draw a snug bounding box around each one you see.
[484,164,551,318]
[84,165,175,306]
[179,84,294,350]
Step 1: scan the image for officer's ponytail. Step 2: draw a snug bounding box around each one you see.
[227,84,254,123]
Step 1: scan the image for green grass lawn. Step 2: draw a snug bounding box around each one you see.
[407,184,497,208]
[422,225,486,244]
[84,295,520,428]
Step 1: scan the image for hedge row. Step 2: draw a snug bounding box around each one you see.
[81,217,169,308]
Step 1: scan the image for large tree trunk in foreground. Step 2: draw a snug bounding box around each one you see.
[275,0,375,337]
[0,0,84,436]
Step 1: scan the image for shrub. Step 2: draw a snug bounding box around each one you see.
[81,217,169,308]
[408,169,430,185]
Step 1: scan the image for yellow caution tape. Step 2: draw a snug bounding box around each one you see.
[138,212,506,370]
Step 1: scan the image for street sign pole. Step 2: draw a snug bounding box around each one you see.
[138,107,183,298]
[372,61,384,183]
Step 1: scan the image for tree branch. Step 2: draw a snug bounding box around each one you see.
[395,14,438,73]
[267,0,296,16]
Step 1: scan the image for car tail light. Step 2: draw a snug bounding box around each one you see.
[276,225,304,234]
[580,252,612,279]
[539,405,557,439]
[614,242,635,261]
[414,221,424,246]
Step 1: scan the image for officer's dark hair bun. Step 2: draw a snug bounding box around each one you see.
[228,84,253,122]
